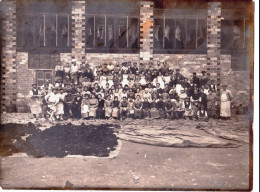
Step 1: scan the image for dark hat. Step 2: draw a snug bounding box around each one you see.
[202,71,206,73]
[176,69,180,71]
[193,72,197,75]
[32,83,36,86]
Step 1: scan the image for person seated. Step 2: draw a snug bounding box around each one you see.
[63,63,71,84]
[128,99,135,119]
[161,89,169,102]
[130,62,139,75]
[165,97,175,120]
[174,96,184,119]
[56,88,67,121]
[88,94,98,119]
[120,96,129,120]
[142,89,152,102]
[55,61,64,82]
[206,90,218,119]
[71,92,82,119]
[81,94,90,119]
[121,89,128,101]
[179,89,188,102]
[121,70,129,88]
[104,95,113,119]
[70,62,79,85]
[134,95,143,119]
[29,84,42,120]
[112,96,120,119]
[139,71,147,89]
[142,98,151,119]
[150,97,160,119]
[157,96,165,119]
[183,97,193,120]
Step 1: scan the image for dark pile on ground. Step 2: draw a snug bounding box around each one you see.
[0,123,119,158]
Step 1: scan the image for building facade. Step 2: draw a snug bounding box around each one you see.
[0,0,253,112]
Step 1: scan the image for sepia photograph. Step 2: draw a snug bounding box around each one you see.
[0,0,255,190]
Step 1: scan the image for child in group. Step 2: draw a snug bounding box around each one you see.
[174,96,184,119]
[134,95,143,119]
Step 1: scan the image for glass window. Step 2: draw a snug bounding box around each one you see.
[45,16,57,47]
[58,15,69,48]
[175,19,185,49]
[221,20,234,50]
[36,70,53,87]
[185,19,196,49]
[107,17,115,48]
[118,17,127,48]
[128,17,139,49]
[95,17,105,47]
[86,16,94,48]
[35,16,45,47]
[164,19,175,49]
[154,19,163,49]
[197,19,207,50]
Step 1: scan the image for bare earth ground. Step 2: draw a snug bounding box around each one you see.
[0,113,251,190]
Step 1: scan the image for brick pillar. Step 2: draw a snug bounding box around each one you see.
[207,2,221,96]
[71,1,86,66]
[1,1,17,112]
[139,1,154,69]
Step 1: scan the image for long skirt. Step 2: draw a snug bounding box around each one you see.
[143,109,150,118]
[105,107,113,117]
[134,108,142,118]
[89,107,97,117]
[150,108,160,119]
[121,108,128,119]
[81,105,89,118]
[112,107,120,118]
[220,100,231,117]
[30,99,42,115]
[96,108,105,119]
[158,109,165,118]
[56,102,64,115]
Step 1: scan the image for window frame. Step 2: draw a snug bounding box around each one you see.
[85,13,140,54]
[35,70,53,88]
[153,8,207,54]
[16,13,72,53]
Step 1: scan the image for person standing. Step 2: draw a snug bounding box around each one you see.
[220,85,233,120]
[29,84,42,120]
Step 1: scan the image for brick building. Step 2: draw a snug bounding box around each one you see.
[0,0,253,112]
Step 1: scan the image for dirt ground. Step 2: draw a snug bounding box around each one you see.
[0,113,252,190]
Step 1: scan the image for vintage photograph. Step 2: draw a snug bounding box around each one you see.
[0,0,254,190]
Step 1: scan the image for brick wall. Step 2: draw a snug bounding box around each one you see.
[16,52,34,112]
[1,1,17,112]
[207,2,222,96]
[139,1,154,68]
[154,54,207,78]
[71,1,86,66]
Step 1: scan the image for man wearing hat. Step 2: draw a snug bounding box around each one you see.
[220,84,233,120]
[29,84,42,120]
[192,72,200,87]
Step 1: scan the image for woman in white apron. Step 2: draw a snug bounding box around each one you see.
[220,85,233,119]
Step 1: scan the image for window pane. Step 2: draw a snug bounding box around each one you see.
[86,16,94,48]
[185,19,196,49]
[95,17,105,47]
[154,19,163,49]
[37,71,44,79]
[107,17,115,48]
[45,16,57,47]
[22,16,34,47]
[118,17,127,48]
[58,16,69,48]
[165,19,175,49]
[175,19,185,49]
[233,20,244,50]
[197,19,207,50]
[37,80,44,87]
[35,16,44,47]
[45,71,52,81]
[221,20,233,49]
[128,18,139,49]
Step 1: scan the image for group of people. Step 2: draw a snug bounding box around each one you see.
[29,61,234,121]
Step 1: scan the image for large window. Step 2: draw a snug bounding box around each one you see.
[17,14,71,52]
[36,70,53,88]
[29,54,60,69]
[153,14,207,54]
[85,15,139,53]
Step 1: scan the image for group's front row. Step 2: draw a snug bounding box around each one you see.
[30,84,219,122]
